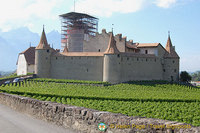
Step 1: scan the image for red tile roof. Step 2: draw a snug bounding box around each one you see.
[137,43,160,48]
[104,32,120,54]
[19,47,35,65]
[164,36,179,58]
[36,28,51,49]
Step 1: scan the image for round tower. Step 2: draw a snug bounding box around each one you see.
[103,32,121,83]
[103,54,121,83]
[35,28,51,78]
[163,33,180,82]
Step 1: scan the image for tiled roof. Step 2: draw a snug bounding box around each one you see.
[19,47,35,65]
[104,32,120,54]
[36,28,51,49]
[137,43,160,48]
[126,43,138,49]
[164,36,179,58]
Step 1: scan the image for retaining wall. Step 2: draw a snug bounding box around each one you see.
[0,93,199,133]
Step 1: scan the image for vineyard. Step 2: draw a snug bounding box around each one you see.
[0,79,200,126]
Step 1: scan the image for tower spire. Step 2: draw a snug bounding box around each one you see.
[112,24,114,33]
[104,32,120,54]
[168,31,170,37]
[164,32,179,58]
[165,31,173,53]
[36,26,50,49]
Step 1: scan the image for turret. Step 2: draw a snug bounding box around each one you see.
[103,32,121,83]
[35,27,51,78]
[163,32,180,82]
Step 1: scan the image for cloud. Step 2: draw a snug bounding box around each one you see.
[0,0,63,32]
[155,0,177,8]
[75,0,148,17]
[75,0,180,17]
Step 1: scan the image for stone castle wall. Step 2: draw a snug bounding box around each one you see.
[50,56,104,81]
[120,55,163,82]
[45,53,179,83]
[48,54,167,83]
[0,93,199,133]
[83,30,126,52]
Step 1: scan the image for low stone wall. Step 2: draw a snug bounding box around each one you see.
[0,93,199,133]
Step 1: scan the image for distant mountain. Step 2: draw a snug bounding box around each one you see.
[0,27,60,71]
[0,71,14,77]
[46,30,61,49]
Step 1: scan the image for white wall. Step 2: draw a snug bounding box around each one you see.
[17,54,27,76]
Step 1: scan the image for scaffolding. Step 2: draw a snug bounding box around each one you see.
[59,12,98,51]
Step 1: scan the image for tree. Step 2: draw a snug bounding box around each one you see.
[191,71,200,81]
[180,71,192,82]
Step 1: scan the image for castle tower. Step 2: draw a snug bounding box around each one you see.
[103,32,121,83]
[35,27,51,78]
[59,12,98,52]
[163,33,180,81]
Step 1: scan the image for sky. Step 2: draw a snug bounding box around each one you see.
[0,0,199,72]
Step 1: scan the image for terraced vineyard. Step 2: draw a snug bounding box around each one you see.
[0,79,200,126]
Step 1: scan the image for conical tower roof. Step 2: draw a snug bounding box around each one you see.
[36,27,50,49]
[164,33,179,58]
[63,46,69,53]
[165,34,173,53]
[104,32,120,54]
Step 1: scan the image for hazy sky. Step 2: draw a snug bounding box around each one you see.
[0,0,199,72]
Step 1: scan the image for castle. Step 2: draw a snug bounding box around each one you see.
[17,12,179,83]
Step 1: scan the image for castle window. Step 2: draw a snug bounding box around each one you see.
[56,57,58,60]
[127,57,129,60]
[47,49,49,53]
[117,54,120,58]
[173,60,175,63]
[155,59,156,62]
[137,58,139,61]
[163,69,166,72]
[145,50,148,54]
[98,49,100,52]
[146,58,148,61]
[174,69,177,72]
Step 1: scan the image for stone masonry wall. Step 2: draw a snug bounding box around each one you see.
[0,93,199,133]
